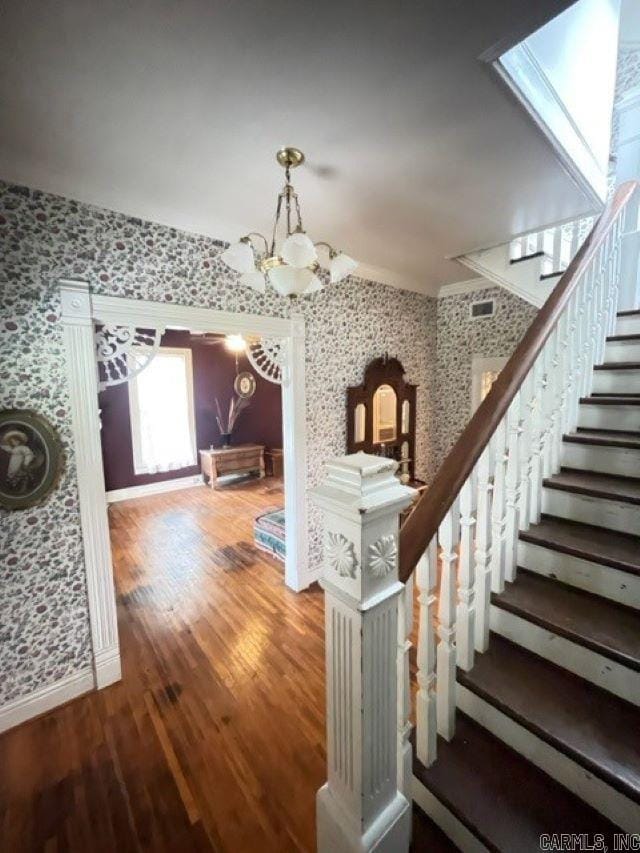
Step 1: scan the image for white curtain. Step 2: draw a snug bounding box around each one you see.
[129,349,197,474]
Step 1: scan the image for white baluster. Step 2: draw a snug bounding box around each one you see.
[504,392,522,584]
[473,447,493,653]
[397,574,413,797]
[540,334,556,480]
[490,420,508,594]
[549,327,563,475]
[528,355,545,525]
[437,505,458,741]
[518,371,535,532]
[457,477,476,671]
[416,539,437,767]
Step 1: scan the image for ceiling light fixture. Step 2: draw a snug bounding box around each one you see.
[220,147,358,298]
[224,333,247,353]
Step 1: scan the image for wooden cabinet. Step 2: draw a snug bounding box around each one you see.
[200,445,265,489]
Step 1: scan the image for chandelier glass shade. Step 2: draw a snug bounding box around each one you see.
[219,147,358,298]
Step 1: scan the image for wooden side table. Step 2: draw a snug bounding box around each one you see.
[200,444,265,489]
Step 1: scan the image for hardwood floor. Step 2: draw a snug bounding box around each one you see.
[0,479,327,852]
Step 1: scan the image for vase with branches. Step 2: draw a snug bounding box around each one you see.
[215,395,250,447]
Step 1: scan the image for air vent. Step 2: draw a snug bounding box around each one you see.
[470,299,495,319]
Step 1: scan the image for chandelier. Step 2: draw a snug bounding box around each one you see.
[220,147,358,298]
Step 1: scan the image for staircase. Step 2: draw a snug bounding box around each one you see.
[401,184,640,849]
[310,184,640,853]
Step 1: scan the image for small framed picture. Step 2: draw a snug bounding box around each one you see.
[0,409,64,510]
[234,371,257,399]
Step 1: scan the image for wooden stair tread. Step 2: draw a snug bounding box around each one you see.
[492,568,640,671]
[594,361,640,370]
[543,468,640,504]
[618,309,640,317]
[607,333,640,342]
[458,634,640,804]
[412,803,460,852]
[520,515,640,574]
[580,395,640,405]
[565,429,640,448]
[412,713,620,851]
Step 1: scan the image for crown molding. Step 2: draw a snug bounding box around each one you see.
[354,262,431,296]
[437,277,494,298]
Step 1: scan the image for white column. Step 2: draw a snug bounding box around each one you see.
[60,280,121,688]
[311,453,415,853]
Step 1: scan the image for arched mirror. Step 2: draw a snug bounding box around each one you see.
[373,384,397,443]
[354,402,366,444]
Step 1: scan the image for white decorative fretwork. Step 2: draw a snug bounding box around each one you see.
[326,532,358,579]
[246,338,284,384]
[368,534,397,578]
[95,325,163,391]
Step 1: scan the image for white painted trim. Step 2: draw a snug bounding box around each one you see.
[411,776,488,853]
[60,280,121,692]
[457,250,547,308]
[457,683,640,834]
[106,474,204,503]
[494,44,607,205]
[352,261,426,295]
[490,604,640,706]
[437,277,493,298]
[127,346,197,475]
[518,539,640,610]
[0,667,94,734]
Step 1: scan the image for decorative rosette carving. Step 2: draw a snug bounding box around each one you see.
[326,532,358,579]
[367,534,397,578]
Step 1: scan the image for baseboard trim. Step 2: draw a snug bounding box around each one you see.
[106,474,204,503]
[0,667,95,734]
[94,644,122,688]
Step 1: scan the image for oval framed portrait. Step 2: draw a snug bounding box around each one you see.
[234,371,257,399]
[0,409,64,510]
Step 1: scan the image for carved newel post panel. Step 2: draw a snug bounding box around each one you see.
[311,453,415,853]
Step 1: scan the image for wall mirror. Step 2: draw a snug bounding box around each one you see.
[346,354,418,482]
[373,384,397,443]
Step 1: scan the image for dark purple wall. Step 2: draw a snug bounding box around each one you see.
[99,329,282,491]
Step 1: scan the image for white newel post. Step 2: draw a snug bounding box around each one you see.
[311,453,415,853]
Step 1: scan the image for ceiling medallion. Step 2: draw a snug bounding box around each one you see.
[220,147,358,298]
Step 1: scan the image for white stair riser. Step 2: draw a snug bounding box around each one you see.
[457,684,640,834]
[591,369,640,395]
[490,604,640,706]
[616,316,640,336]
[606,339,640,362]
[577,404,640,432]
[562,442,640,478]
[541,488,640,534]
[518,539,640,609]
[411,778,488,853]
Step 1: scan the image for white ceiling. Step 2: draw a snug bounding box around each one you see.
[0,0,596,295]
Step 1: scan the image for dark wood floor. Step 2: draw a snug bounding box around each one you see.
[0,479,327,852]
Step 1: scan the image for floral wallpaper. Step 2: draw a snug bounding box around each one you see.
[435,285,538,460]
[0,180,438,707]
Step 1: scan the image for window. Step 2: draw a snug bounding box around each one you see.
[128,348,197,475]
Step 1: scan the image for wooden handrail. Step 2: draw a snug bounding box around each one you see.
[399,181,639,583]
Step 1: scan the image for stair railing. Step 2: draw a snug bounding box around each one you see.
[510,214,597,277]
[400,181,638,769]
